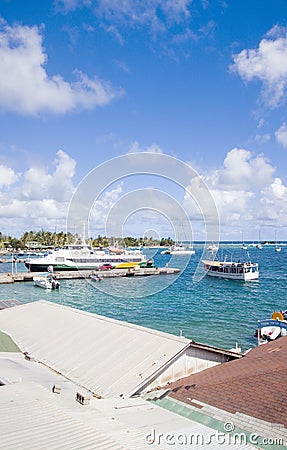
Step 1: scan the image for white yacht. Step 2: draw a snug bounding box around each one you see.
[170,244,195,255]
[25,243,148,272]
[202,258,259,281]
[161,244,195,255]
[33,273,60,289]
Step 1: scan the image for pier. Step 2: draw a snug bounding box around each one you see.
[0,266,180,284]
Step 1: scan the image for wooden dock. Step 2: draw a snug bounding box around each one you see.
[0,267,180,284]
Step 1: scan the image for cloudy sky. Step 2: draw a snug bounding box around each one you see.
[0,0,287,241]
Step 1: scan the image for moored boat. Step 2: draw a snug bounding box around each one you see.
[90,274,103,282]
[161,244,195,255]
[256,311,287,344]
[33,273,60,290]
[202,258,259,281]
[207,242,219,252]
[169,244,195,255]
[25,243,148,272]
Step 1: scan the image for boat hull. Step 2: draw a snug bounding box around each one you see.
[204,270,258,281]
[33,275,60,289]
[202,259,259,281]
[170,250,195,255]
[256,318,287,344]
[27,262,104,272]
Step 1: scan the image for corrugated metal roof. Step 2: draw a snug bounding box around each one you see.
[0,299,21,309]
[0,382,125,450]
[92,397,257,450]
[0,300,190,399]
[0,381,256,450]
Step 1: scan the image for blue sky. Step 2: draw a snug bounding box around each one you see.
[0,0,287,241]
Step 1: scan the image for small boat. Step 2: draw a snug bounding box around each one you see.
[161,244,195,255]
[33,273,60,289]
[275,231,281,252]
[160,248,171,255]
[108,241,125,255]
[202,258,259,281]
[90,274,103,282]
[241,233,248,250]
[256,231,263,249]
[169,244,195,255]
[207,243,219,252]
[256,311,287,345]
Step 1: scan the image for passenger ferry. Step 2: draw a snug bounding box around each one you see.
[201,258,259,281]
[25,244,148,272]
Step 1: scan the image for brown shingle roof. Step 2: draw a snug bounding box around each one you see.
[168,336,287,427]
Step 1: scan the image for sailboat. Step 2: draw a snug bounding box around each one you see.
[241,232,248,250]
[275,231,281,252]
[256,231,263,249]
[207,241,219,252]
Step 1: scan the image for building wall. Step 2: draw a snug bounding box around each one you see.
[139,345,230,394]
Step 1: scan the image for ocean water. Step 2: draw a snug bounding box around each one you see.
[0,244,286,352]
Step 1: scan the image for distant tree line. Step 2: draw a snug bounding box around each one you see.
[0,230,174,250]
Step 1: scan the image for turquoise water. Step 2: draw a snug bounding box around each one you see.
[1,244,286,351]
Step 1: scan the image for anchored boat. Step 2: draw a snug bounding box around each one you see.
[161,244,195,255]
[202,258,259,281]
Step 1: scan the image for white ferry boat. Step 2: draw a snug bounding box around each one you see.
[25,244,148,272]
[201,258,259,281]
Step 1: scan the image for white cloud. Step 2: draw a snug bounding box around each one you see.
[129,141,163,154]
[0,165,19,188]
[213,148,274,190]
[275,123,287,149]
[89,183,123,233]
[259,178,287,224]
[1,147,287,238]
[0,18,123,115]
[0,150,77,234]
[263,177,287,201]
[55,0,92,12]
[231,25,287,108]
[254,133,270,145]
[21,149,76,201]
[60,0,191,19]
[56,0,192,31]
[184,147,287,231]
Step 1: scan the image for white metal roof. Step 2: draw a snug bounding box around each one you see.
[0,300,190,398]
[0,372,256,450]
[0,382,125,450]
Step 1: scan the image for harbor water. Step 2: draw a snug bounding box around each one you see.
[0,244,286,351]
